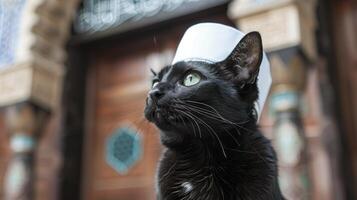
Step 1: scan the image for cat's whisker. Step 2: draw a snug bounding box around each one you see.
[181,101,256,134]
[173,104,231,157]
[173,102,267,163]
[175,104,242,130]
[175,109,202,138]
[159,160,177,182]
[176,112,197,138]
[251,146,270,167]
[183,100,243,124]
[184,100,224,116]
[175,105,267,164]
[176,103,231,123]
[177,115,186,127]
[222,127,241,147]
[193,116,227,158]
[131,116,153,135]
[175,106,241,142]
[224,147,257,154]
[172,103,245,139]
[175,99,250,126]
[173,103,230,125]
[178,107,227,158]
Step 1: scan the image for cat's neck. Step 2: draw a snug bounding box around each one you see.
[170,125,269,168]
[159,125,280,199]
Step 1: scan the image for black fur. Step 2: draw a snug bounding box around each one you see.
[144,32,284,200]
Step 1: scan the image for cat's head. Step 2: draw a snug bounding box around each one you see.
[144,32,263,148]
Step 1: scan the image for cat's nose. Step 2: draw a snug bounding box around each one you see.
[149,88,164,104]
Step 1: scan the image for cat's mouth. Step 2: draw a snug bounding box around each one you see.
[155,108,185,124]
[145,104,188,129]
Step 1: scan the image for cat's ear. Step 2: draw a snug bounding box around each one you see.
[219,31,263,85]
[150,68,157,76]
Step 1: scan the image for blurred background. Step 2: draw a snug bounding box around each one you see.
[0,0,356,200]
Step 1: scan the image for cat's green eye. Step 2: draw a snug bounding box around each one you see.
[183,73,201,87]
[152,81,159,88]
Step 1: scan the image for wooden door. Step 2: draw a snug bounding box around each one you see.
[81,31,180,200]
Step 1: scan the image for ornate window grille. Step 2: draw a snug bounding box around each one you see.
[74,0,200,33]
[0,0,26,67]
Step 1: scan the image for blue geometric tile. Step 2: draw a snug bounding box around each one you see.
[106,126,142,174]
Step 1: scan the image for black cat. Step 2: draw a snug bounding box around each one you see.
[144,32,284,200]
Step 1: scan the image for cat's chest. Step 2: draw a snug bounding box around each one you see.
[158,165,235,200]
[160,176,219,200]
